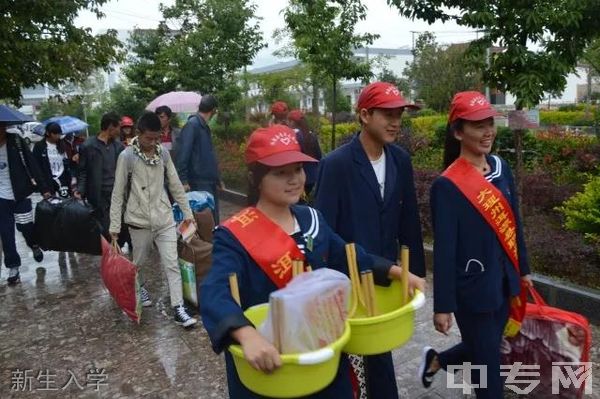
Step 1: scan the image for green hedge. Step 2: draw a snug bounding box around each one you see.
[539,110,594,126]
[212,121,260,143]
[319,122,359,153]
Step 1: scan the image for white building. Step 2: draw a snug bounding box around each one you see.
[247,47,413,114]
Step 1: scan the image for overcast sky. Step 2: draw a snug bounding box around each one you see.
[76,0,479,67]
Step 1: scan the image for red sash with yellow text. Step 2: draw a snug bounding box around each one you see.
[223,207,305,289]
[443,158,527,337]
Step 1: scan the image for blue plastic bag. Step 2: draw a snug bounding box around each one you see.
[173,191,215,223]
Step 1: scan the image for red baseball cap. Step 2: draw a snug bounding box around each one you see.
[120,116,134,127]
[245,124,318,166]
[271,101,289,115]
[448,91,501,123]
[288,109,304,122]
[356,82,418,111]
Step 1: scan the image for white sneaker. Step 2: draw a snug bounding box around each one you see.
[139,286,153,307]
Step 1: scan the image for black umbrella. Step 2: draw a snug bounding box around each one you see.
[0,105,33,125]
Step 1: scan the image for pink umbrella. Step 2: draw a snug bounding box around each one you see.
[146,91,202,113]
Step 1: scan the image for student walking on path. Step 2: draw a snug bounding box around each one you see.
[314,81,426,399]
[109,112,197,327]
[419,91,533,399]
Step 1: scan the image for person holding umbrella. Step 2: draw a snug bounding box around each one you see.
[32,122,72,198]
[0,121,51,284]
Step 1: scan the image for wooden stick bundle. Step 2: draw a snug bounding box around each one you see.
[292,260,304,277]
[361,271,377,317]
[401,245,410,306]
[345,243,365,313]
[271,296,283,353]
[229,272,241,306]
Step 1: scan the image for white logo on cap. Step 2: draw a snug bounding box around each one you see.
[270,131,298,146]
[385,86,400,97]
[469,96,487,107]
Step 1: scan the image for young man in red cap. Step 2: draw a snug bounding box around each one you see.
[270,101,289,126]
[314,81,426,398]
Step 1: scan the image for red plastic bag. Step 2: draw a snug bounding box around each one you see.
[100,237,142,323]
[501,286,592,398]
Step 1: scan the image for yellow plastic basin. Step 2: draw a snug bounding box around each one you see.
[228,303,351,398]
[344,280,425,355]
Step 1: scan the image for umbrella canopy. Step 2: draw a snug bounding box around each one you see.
[34,116,89,135]
[146,91,202,113]
[0,105,33,125]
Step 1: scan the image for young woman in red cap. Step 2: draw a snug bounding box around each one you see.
[314,81,426,399]
[200,124,425,398]
[419,91,532,398]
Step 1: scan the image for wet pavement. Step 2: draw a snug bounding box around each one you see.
[0,197,598,398]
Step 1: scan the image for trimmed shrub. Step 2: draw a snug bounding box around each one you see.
[539,110,593,126]
[212,121,259,143]
[558,175,600,246]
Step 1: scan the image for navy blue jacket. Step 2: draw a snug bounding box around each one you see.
[431,155,530,314]
[314,134,425,278]
[3,134,49,201]
[200,205,393,399]
[176,115,220,186]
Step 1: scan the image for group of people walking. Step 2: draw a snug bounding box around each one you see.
[200,83,532,399]
[1,81,533,398]
[1,95,222,328]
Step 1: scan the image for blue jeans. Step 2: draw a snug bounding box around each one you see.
[0,197,36,269]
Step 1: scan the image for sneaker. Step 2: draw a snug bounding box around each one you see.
[7,267,20,285]
[32,246,44,262]
[174,305,197,328]
[139,286,153,307]
[419,346,438,388]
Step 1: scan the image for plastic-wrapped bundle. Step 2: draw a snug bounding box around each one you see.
[501,287,591,399]
[260,268,351,354]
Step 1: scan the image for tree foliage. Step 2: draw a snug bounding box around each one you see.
[389,0,600,193]
[124,0,265,111]
[0,0,122,103]
[389,0,600,109]
[282,0,378,148]
[403,33,483,112]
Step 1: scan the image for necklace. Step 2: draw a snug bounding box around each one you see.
[469,160,490,173]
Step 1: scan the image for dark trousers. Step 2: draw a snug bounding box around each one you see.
[364,352,399,399]
[0,198,36,269]
[189,181,219,224]
[438,299,510,399]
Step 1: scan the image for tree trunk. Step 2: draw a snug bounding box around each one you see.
[311,76,319,115]
[331,78,337,151]
[514,104,525,206]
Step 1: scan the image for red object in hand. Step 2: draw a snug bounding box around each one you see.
[100,237,141,323]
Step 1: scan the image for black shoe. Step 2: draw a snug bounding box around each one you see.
[419,346,438,388]
[7,267,20,285]
[32,246,44,262]
[174,305,197,328]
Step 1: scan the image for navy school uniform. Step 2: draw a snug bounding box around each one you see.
[314,133,426,399]
[431,155,530,399]
[200,204,394,399]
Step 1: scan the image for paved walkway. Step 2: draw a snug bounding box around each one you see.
[0,198,598,398]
